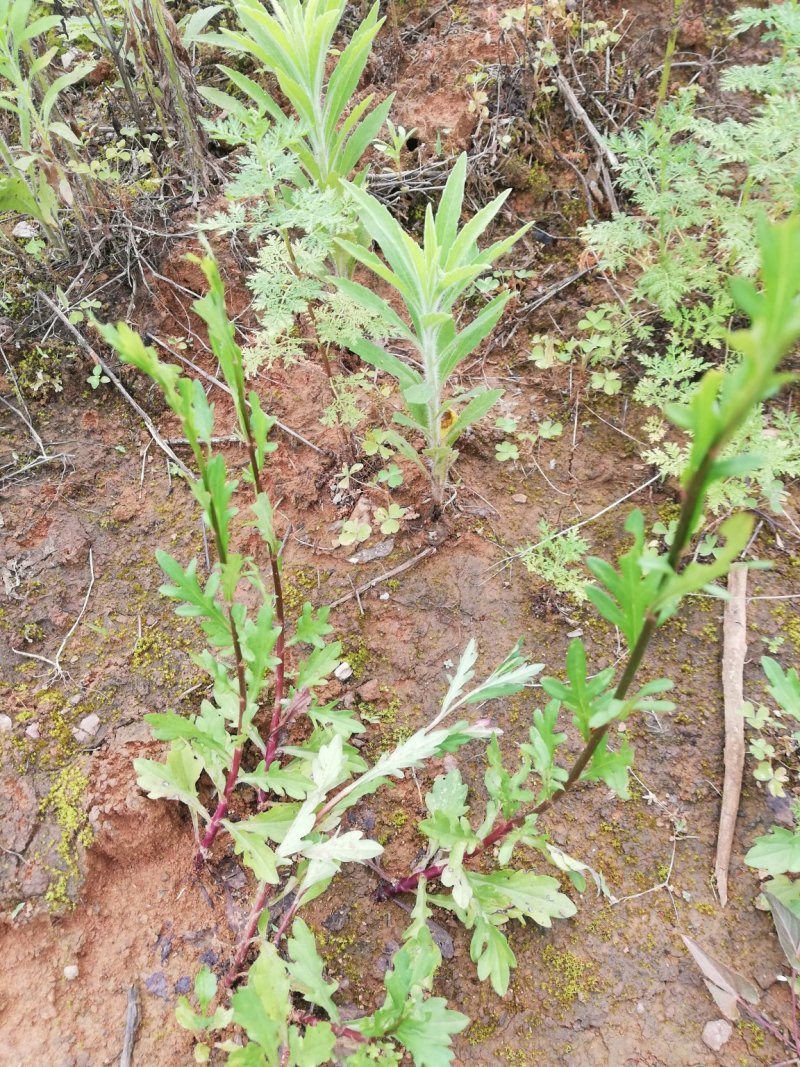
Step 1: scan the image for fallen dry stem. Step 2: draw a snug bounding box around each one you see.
[714,562,748,906]
[40,294,193,478]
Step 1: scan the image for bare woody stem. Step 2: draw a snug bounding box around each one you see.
[232,392,288,780]
[292,1013,368,1044]
[388,449,720,896]
[222,879,273,989]
[223,878,303,989]
[194,610,249,870]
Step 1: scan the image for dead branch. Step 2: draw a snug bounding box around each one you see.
[39,293,193,479]
[715,562,748,907]
[120,984,141,1067]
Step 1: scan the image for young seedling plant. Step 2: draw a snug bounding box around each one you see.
[105,212,800,1061]
[334,152,531,512]
[202,0,393,254]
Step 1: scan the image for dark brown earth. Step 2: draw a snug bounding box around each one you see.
[1,1,798,1065]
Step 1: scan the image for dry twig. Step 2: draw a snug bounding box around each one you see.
[330,547,436,608]
[12,550,96,679]
[120,984,141,1067]
[715,562,748,906]
[39,293,193,479]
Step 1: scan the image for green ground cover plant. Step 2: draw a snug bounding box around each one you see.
[533,4,800,519]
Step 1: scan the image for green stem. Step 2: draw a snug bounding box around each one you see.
[655,0,685,122]
[389,405,733,895]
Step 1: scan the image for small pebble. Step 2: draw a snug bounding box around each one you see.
[0,714,12,733]
[334,661,353,682]
[12,220,37,239]
[356,680,380,703]
[25,723,40,740]
[512,493,528,504]
[78,713,100,737]
[702,1019,733,1052]
[63,964,79,981]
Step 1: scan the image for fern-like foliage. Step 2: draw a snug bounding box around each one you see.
[571,6,800,515]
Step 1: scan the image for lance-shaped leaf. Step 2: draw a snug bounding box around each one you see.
[765,892,800,971]
[683,935,759,1021]
[286,918,340,1020]
[541,639,615,740]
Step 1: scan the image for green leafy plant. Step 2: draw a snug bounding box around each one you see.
[334,152,530,511]
[100,254,553,1060]
[374,503,407,535]
[204,0,392,196]
[745,656,800,913]
[183,885,467,1066]
[0,0,94,246]
[337,517,371,546]
[374,120,417,172]
[575,8,800,515]
[379,216,800,994]
[520,521,591,602]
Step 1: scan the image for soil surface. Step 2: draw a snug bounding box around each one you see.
[1,1,797,1066]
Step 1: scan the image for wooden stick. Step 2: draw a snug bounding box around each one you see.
[329,546,436,609]
[555,72,619,169]
[120,984,141,1067]
[715,563,748,906]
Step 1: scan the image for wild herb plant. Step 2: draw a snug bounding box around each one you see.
[570,5,800,514]
[99,253,551,1062]
[206,0,392,196]
[374,120,418,172]
[378,217,800,993]
[333,152,530,511]
[0,0,95,248]
[744,656,800,913]
[520,521,591,602]
[197,0,399,429]
[180,885,468,1066]
[124,0,210,194]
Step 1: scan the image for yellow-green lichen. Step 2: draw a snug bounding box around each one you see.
[539,945,600,1009]
[39,764,93,910]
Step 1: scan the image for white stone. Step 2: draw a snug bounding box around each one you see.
[702,1020,733,1052]
[25,723,40,740]
[0,714,12,733]
[78,713,100,737]
[63,964,79,981]
[12,220,37,239]
[334,661,353,682]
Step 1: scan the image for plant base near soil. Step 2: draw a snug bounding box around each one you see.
[0,393,795,1065]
